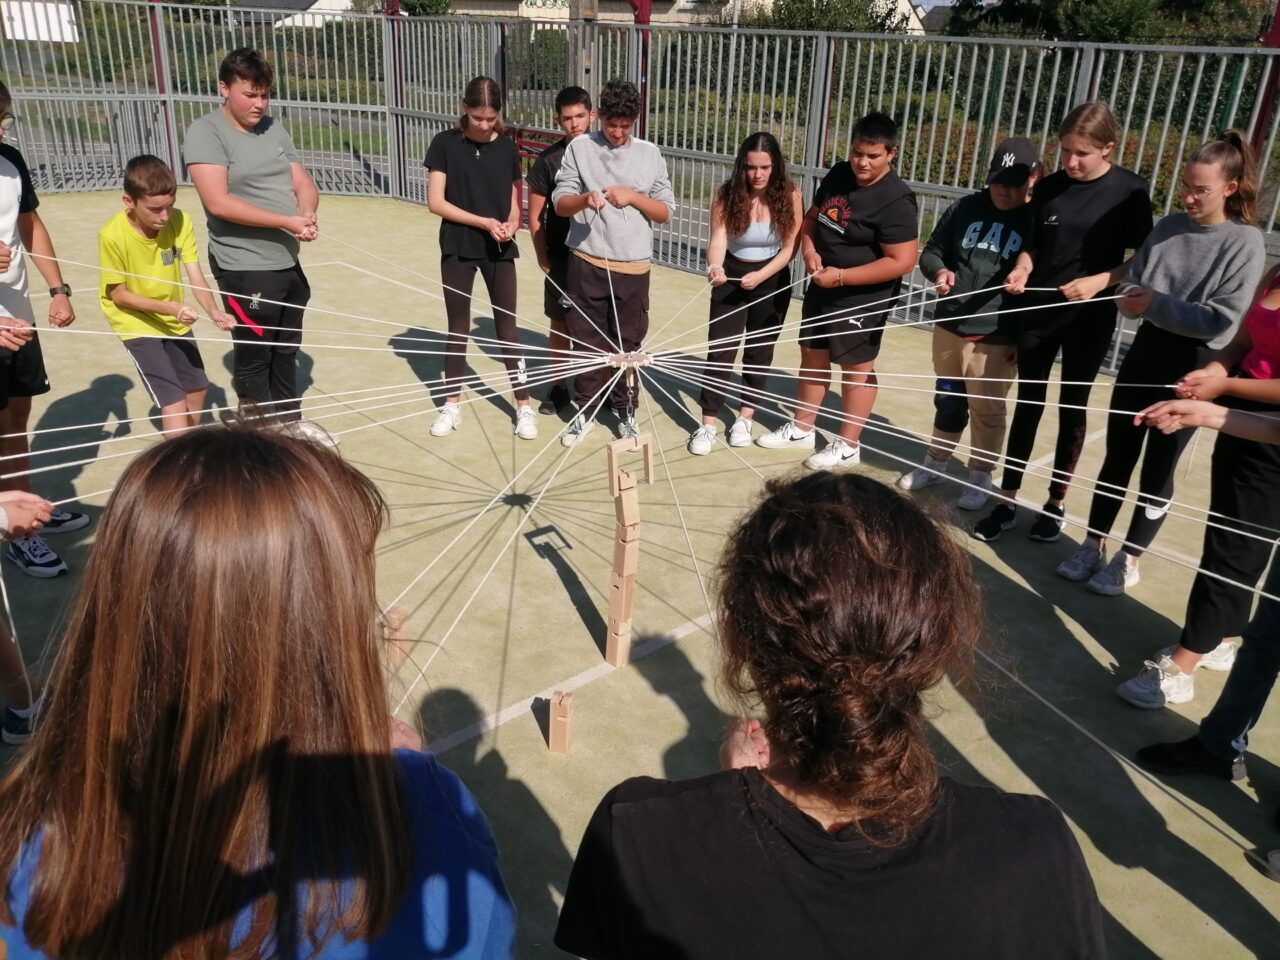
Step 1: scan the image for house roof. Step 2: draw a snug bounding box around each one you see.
[922,4,953,31]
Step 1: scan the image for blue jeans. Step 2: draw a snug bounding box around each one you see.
[1198,556,1280,761]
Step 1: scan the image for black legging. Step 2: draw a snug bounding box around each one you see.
[1001,297,1117,501]
[440,255,528,402]
[1086,324,1213,556]
[1180,392,1280,654]
[699,253,791,417]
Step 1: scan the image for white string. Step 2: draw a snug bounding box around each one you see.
[646,359,1280,603]
[390,374,618,713]
[382,369,623,612]
[25,250,586,357]
[639,370,722,622]
[654,357,1280,542]
[316,231,618,358]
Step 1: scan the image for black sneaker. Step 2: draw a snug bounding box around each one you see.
[539,384,571,417]
[1028,502,1065,542]
[1135,736,1244,781]
[2,706,34,745]
[972,504,1016,542]
[5,536,67,578]
[42,508,89,535]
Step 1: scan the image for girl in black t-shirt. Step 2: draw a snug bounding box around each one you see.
[756,113,918,470]
[973,101,1152,544]
[424,76,535,441]
[556,473,1106,960]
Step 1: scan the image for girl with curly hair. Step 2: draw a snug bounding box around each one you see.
[687,132,803,455]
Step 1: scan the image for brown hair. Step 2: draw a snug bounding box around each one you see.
[0,425,410,959]
[0,80,11,119]
[716,132,796,243]
[218,48,273,91]
[1058,100,1120,149]
[717,473,981,845]
[1187,129,1259,226]
[123,154,176,199]
[457,75,504,136]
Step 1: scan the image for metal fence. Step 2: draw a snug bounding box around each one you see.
[2,0,1277,368]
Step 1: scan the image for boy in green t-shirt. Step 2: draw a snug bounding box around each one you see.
[99,155,233,435]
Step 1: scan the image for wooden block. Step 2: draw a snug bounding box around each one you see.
[609,571,635,616]
[617,521,640,543]
[607,435,653,496]
[614,487,640,526]
[605,620,632,666]
[612,537,639,577]
[549,690,573,753]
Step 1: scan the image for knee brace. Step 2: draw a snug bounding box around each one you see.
[933,378,970,433]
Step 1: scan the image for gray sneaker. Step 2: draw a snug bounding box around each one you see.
[1087,552,1140,596]
[561,412,595,448]
[1056,542,1106,582]
[1116,655,1194,709]
[1155,641,1236,673]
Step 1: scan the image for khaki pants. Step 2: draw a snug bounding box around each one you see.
[928,326,1016,474]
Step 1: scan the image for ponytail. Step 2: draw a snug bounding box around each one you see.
[1188,129,1258,225]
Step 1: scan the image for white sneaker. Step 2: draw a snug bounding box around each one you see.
[430,403,461,437]
[687,424,717,456]
[804,438,860,470]
[896,454,947,491]
[1057,542,1106,582]
[514,406,539,440]
[1087,552,1140,596]
[956,470,994,511]
[1155,641,1236,673]
[1116,655,1194,709]
[756,422,816,450]
[727,417,754,447]
[561,412,595,447]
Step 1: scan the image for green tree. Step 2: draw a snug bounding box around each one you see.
[739,0,907,33]
[399,0,452,14]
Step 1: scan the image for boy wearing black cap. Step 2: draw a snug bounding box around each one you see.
[897,136,1041,510]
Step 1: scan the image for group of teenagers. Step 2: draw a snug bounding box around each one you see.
[515,80,1280,723]
[0,46,1273,957]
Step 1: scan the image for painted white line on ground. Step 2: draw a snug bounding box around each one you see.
[425,613,715,755]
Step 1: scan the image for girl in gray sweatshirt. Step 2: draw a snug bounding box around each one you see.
[1057,131,1265,610]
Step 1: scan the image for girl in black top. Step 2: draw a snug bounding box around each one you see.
[973,101,1152,544]
[424,76,535,441]
[556,473,1105,960]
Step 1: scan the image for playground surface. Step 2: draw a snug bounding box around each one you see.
[7,190,1277,957]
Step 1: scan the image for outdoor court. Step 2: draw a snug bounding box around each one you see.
[6,189,1277,957]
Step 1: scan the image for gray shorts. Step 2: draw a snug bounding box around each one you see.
[123,333,208,408]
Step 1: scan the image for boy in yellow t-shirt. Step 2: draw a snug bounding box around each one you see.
[99,155,234,434]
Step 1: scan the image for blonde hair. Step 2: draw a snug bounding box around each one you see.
[1059,100,1120,149]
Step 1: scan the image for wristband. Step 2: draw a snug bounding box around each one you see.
[837,269,844,287]
[49,284,72,298]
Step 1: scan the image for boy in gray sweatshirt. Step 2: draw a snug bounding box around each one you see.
[552,78,675,445]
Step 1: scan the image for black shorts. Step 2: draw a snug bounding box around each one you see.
[0,334,50,411]
[800,289,886,366]
[123,333,208,408]
[543,259,570,324]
